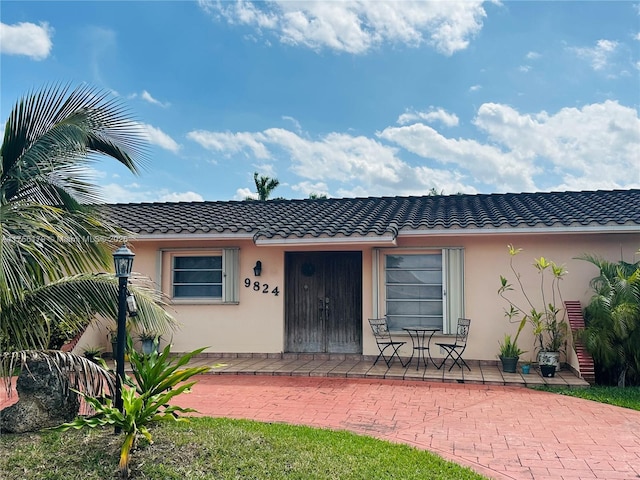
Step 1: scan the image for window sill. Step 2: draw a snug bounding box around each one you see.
[391,331,455,337]
[170,299,238,305]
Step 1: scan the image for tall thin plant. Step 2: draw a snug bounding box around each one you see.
[499,245,568,356]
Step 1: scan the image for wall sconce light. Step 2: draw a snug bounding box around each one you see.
[253,260,262,276]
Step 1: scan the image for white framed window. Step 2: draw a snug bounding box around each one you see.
[163,248,239,304]
[173,255,222,298]
[385,253,443,329]
[377,248,464,333]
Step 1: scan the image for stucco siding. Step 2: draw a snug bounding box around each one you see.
[76,232,638,374]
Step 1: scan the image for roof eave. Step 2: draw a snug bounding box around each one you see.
[398,224,640,236]
[254,234,397,246]
[125,232,256,241]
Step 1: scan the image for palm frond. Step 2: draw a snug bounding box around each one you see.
[0,350,115,399]
[1,273,176,352]
[0,200,131,298]
[1,83,147,206]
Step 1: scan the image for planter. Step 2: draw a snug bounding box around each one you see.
[499,355,519,373]
[538,351,561,371]
[521,364,530,374]
[540,364,556,377]
[141,338,159,355]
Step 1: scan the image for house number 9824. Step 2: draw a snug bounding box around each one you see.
[244,278,279,296]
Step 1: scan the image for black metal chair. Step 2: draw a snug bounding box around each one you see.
[435,318,471,371]
[368,318,407,367]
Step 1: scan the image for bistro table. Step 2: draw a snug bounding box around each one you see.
[402,326,441,370]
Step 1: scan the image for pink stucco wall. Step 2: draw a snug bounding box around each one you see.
[76,231,639,373]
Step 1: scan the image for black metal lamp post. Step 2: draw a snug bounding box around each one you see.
[113,244,134,432]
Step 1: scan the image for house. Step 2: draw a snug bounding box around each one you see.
[78,189,640,375]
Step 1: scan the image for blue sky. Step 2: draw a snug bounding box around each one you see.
[2,1,639,202]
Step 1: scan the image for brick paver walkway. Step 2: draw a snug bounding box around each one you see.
[174,375,640,480]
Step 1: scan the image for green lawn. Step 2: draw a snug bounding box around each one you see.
[534,385,640,411]
[0,417,487,479]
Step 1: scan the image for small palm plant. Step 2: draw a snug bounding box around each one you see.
[579,255,640,387]
[54,340,210,478]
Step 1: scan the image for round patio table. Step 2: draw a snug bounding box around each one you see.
[402,327,440,370]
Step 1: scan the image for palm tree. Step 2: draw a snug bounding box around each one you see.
[308,193,327,200]
[1,84,175,397]
[252,171,279,201]
[579,255,640,387]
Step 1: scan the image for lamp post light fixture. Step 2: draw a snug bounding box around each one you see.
[113,244,134,432]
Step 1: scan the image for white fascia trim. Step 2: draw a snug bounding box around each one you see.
[254,234,397,246]
[129,233,255,241]
[399,225,640,236]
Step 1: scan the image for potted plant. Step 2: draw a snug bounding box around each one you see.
[540,363,556,377]
[82,346,103,362]
[521,362,531,374]
[498,334,525,373]
[108,327,132,360]
[138,331,161,355]
[499,245,569,374]
[108,328,118,358]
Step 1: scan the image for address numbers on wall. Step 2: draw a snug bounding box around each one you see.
[244,278,280,296]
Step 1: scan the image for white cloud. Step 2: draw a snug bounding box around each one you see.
[571,39,619,71]
[100,182,204,203]
[469,84,481,92]
[234,187,255,201]
[282,115,302,133]
[473,101,640,188]
[200,0,488,55]
[141,90,170,107]
[158,191,204,202]
[137,123,180,153]
[380,100,640,192]
[189,100,639,196]
[291,181,330,198]
[518,51,541,74]
[634,32,640,41]
[378,123,538,192]
[0,21,53,60]
[187,130,271,159]
[397,107,459,127]
[128,90,170,107]
[189,126,477,196]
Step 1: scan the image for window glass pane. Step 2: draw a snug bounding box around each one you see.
[386,254,442,269]
[386,270,442,284]
[386,285,442,300]
[174,256,221,270]
[173,270,217,283]
[174,285,222,298]
[384,253,443,329]
[387,315,442,330]
[172,255,222,299]
[387,300,443,316]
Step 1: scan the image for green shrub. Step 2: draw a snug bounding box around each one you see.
[54,343,210,478]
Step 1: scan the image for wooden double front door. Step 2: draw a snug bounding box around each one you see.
[285,252,362,354]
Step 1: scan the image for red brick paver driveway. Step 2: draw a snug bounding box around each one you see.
[175,376,640,480]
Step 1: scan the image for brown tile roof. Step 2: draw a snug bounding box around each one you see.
[103,189,640,241]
